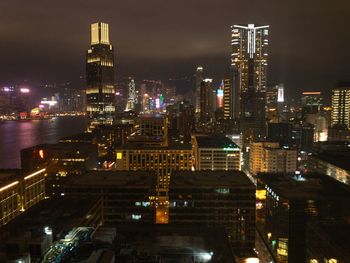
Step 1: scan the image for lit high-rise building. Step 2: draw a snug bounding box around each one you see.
[331,83,350,128]
[231,24,269,141]
[277,84,285,103]
[199,79,213,122]
[194,66,204,114]
[217,80,224,108]
[86,22,115,125]
[223,67,240,119]
[231,24,269,93]
[125,77,137,112]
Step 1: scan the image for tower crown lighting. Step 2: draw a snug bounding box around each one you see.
[91,22,110,45]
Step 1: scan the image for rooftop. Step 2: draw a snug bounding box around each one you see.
[114,223,236,263]
[307,222,350,261]
[194,135,239,149]
[258,173,350,201]
[21,142,96,151]
[0,196,100,240]
[116,142,192,150]
[171,171,254,188]
[38,224,237,263]
[64,170,156,189]
[312,151,350,172]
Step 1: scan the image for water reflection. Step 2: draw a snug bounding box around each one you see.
[0,116,88,168]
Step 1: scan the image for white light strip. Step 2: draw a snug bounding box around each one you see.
[233,24,269,30]
[0,181,19,192]
[24,168,46,180]
[233,25,250,29]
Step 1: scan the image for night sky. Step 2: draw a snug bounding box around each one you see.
[0,0,350,101]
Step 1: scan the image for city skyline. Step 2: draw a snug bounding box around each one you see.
[0,0,350,100]
[1,2,350,260]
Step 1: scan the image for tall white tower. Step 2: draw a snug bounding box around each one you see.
[125,78,137,111]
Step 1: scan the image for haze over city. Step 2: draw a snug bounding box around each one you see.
[1,0,350,100]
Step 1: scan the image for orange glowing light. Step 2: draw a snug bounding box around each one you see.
[39,149,44,159]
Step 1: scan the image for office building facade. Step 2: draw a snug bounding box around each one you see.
[115,146,193,189]
[192,135,241,171]
[249,142,297,175]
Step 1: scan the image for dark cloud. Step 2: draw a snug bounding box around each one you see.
[0,0,349,101]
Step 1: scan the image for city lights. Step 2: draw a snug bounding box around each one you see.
[20,88,30,93]
[44,226,53,235]
[0,7,348,262]
[40,100,57,106]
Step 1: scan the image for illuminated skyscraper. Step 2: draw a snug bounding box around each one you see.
[231,24,269,141]
[199,79,213,122]
[277,84,285,103]
[231,24,269,92]
[217,80,224,108]
[86,22,115,125]
[223,67,239,119]
[195,66,204,114]
[125,77,137,112]
[331,83,350,128]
